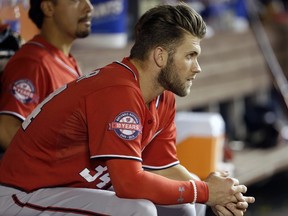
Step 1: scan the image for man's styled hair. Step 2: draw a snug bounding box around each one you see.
[28,0,57,29]
[130,3,206,60]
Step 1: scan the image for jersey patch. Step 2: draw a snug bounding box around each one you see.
[109,111,142,140]
[11,79,37,104]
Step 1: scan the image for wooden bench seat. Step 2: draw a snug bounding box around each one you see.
[233,143,288,186]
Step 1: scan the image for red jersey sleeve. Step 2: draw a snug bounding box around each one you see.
[85,86,146,161]
[0,57,50,120]
[107,159,209,205]
[0,35,81,120]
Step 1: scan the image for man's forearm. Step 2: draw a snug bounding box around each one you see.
[147,164,199,181]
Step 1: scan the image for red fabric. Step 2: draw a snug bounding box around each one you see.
[0,59,180,197]
[0,35,82,120]
[142,92,179,169]
[107,159,205,205]
[195,179,209,203]
[0,24,9,32]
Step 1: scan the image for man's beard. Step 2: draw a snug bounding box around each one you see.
[157,57,190,97]
[76,29,91,38]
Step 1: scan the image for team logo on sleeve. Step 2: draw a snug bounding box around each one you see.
[109,111,142,140]
[11,79,37,104]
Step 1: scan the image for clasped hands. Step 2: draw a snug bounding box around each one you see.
[205,171,255,216]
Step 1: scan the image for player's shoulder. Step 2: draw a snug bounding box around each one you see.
[4,48,46,76]
[72,62,140,99]
[7,43,48,65]
[99,61,139,88]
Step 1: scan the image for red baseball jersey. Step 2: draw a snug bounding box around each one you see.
[0,35,82,120]
[0,58,179,192]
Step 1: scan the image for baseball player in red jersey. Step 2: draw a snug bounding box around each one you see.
[0,0,93,150]
[0,3,255,216]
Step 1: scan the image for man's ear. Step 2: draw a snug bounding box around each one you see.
[153,47,168,68]
[41,0,55,17]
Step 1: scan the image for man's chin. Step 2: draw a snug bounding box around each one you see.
[175,89,190,97]
[76,30,91,38]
